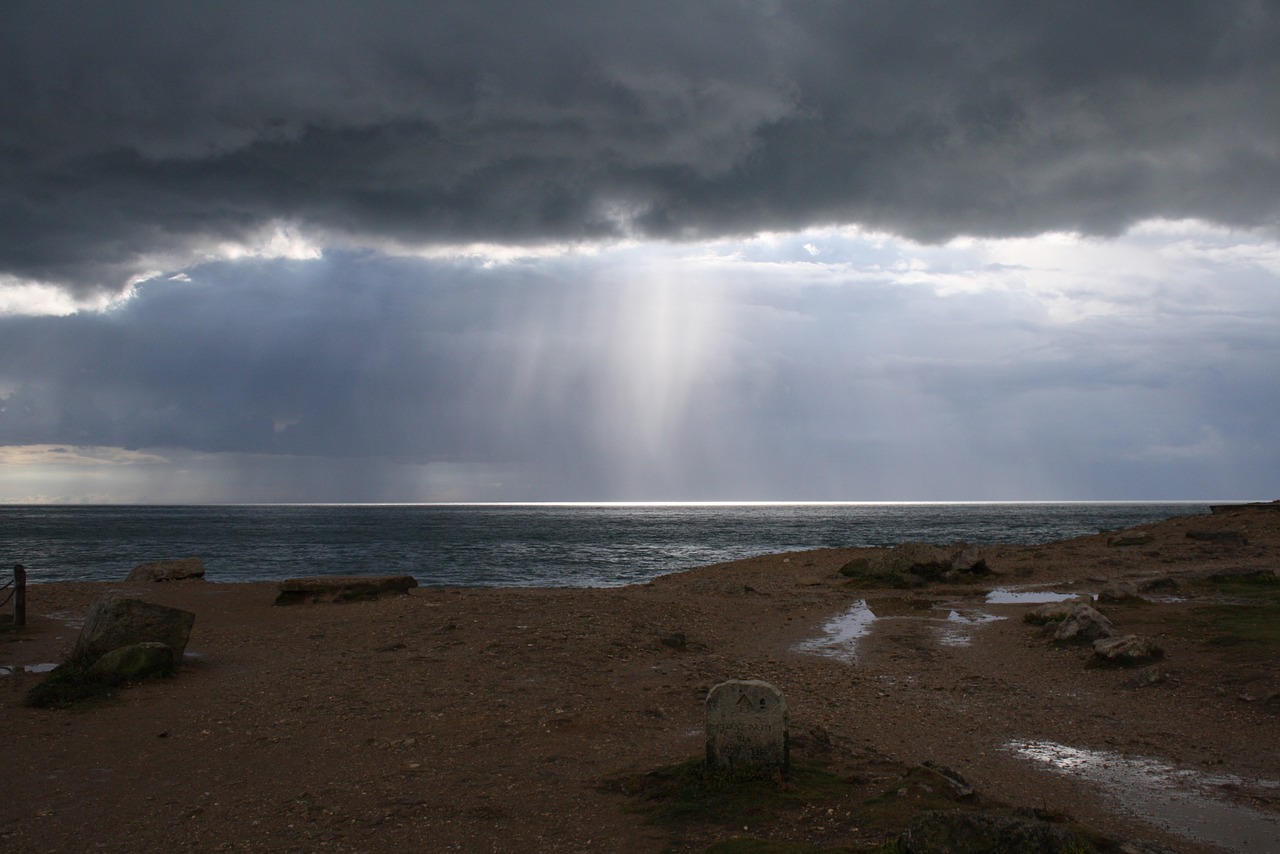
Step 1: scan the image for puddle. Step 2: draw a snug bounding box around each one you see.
[796,599,878,661]
[1011,740,1280,850]
[985,589,1085,604]
[43,611,85,629]
[799,601,1004,658]
[937,610,1004,647]
[0,662,59,676]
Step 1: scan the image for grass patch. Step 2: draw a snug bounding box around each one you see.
[855,766,978,838]
[1193,602,1280,652]
[1180,571,1280,656]
[608,758,851,828]
[607,759,994,852]
[24,656,116,710]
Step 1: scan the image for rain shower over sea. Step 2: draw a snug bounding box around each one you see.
[3,502,1217,587]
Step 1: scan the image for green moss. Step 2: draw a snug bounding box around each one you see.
[1179,572,1280,656]
[855,767,977,838]
[607,759,852,828]
[25,656,116,710]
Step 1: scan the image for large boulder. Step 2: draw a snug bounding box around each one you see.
[1051,603,1117,643]
[839,542,989,588]
[1097,580,1144,603]
[87,642,175,682]
[126,557,205,582]
[73,597,195,663]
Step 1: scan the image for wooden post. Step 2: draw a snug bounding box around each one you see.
[13,564,24,627]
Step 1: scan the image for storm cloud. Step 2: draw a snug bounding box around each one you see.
[2,3,1277,502]
[3,1,1280,295]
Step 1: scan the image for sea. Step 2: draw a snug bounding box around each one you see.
[0,502,1225,588]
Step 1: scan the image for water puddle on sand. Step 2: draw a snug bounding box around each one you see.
[985,589,1085,604]
[0,662,58,676]
[938,610,1003,647]
[798,601,1004,659]
[1011,740,1280,850]
[796,599,877,662]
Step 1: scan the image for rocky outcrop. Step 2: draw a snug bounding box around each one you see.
[839,543,989,588]
[73,597,196,662]
[899,809,1089,853]
[1050,603,1117,642]
[275,575,419,605]
[1093,634,1164,665]
[1097,580,1145,603]
[126,557,206,582]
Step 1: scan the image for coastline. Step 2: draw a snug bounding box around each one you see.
[2,503,1278,852]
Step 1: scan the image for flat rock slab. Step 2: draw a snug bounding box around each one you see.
[127,557,206,582]
[275,575,419,605]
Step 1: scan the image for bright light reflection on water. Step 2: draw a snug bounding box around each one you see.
[799,601,1005,658]
[939,610,1004,647]
[985,589,1084,604]
[1011,740,1280,850]
[796,599,877,661]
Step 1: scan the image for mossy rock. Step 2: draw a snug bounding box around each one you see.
[26,656,116,709]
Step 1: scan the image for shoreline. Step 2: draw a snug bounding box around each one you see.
[2,503,1278,851]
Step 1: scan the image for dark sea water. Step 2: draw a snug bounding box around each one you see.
[0,502,1218,587]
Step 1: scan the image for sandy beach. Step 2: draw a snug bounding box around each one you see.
[2,504,1278,852]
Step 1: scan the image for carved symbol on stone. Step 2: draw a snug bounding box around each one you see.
[705,679,789,770]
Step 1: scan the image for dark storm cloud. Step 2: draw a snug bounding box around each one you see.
[3,1,1280,294]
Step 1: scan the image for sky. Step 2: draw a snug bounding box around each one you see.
[1,1,1278,503]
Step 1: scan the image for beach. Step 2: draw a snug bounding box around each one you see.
[2,504,1278,852]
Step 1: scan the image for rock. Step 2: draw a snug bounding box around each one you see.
[950,544,990,575]
[88,642,175,683]
[900,809,1089,853]
[1051,604,1117,643]
[918,761,974,800]
[1138,576,1178,593]
[73,597,196,663]
[659,632,687,651]
[1093,634,1164,665]
[1098,580,1145,603]
[1123,665,1168,688]
[1108,532,1153,547]
[1185,530,1248,545]
[839,542,989,588]
[274,575,419,605]
[126,557,205,582]
[1023,598,1091,625]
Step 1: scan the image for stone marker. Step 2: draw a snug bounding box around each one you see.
[705,679,789,770]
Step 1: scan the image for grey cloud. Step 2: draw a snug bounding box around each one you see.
[4,1,1280,294]
[3,251,1274,500]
